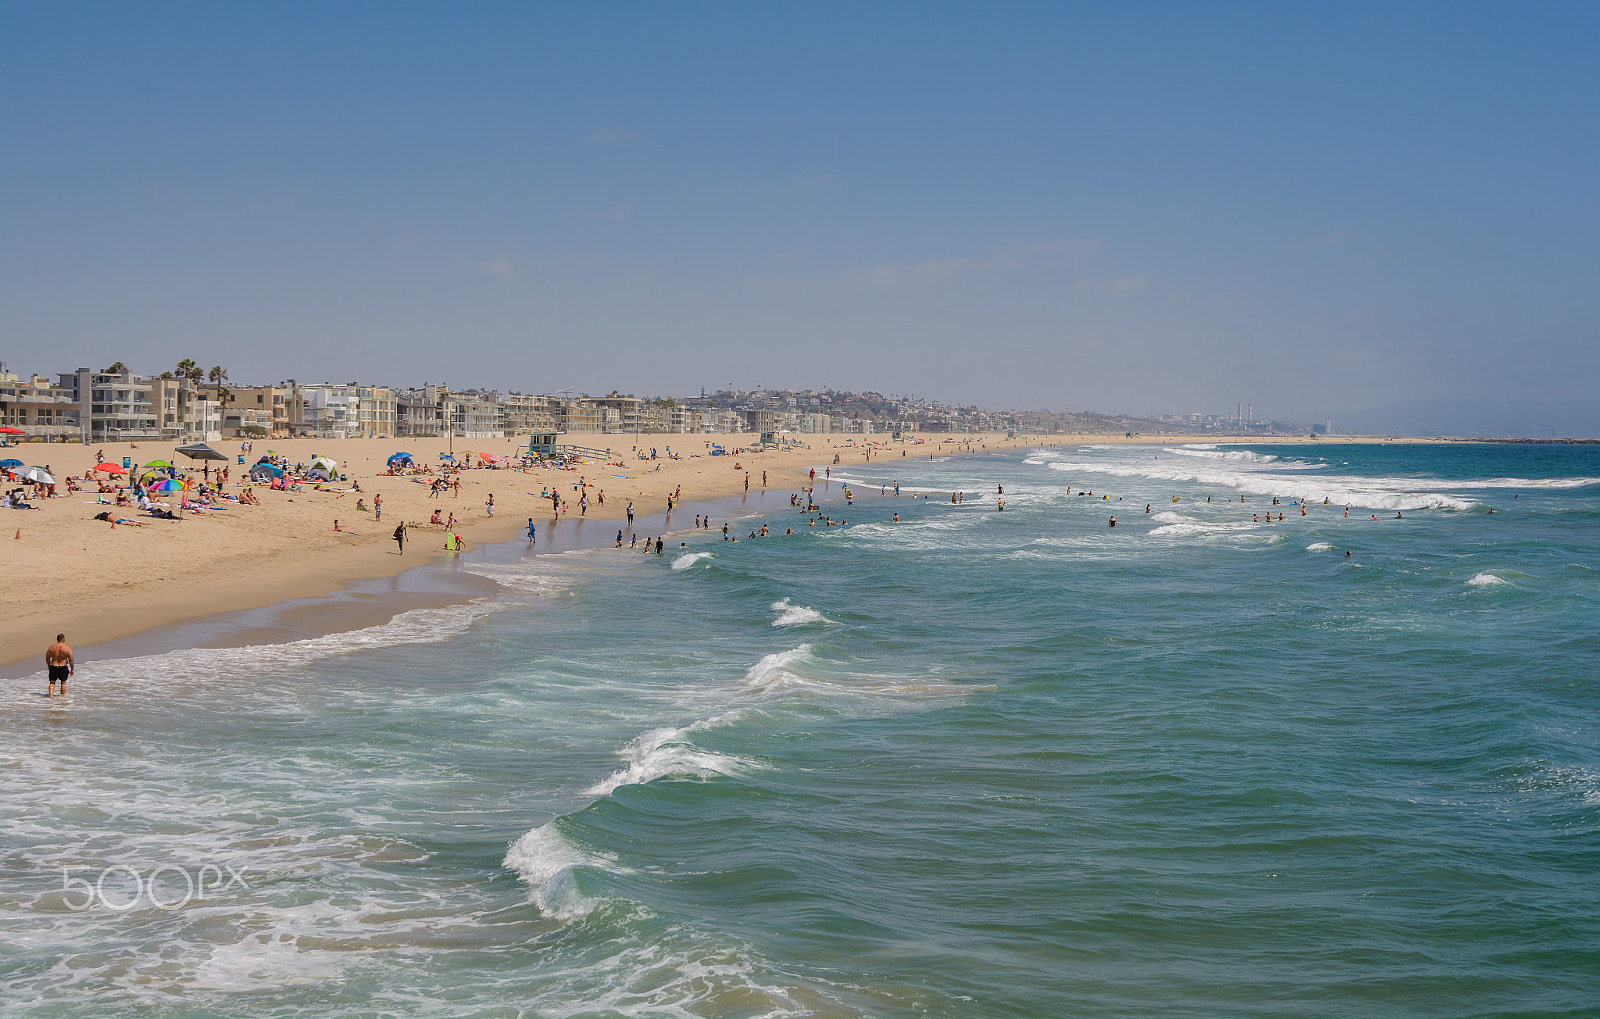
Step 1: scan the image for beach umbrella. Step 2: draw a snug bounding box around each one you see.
[17,466,56,485]
[142,459,175,469]
[175,442,229,462]
[93,463,129,474]
[387,452,414,467]
[147,478,187,492]
[0,458,22,469]
[0,426,24,435]
[438,453,456,462]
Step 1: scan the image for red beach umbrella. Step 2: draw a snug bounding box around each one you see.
[0,426,25,434]
[94,463,129,474]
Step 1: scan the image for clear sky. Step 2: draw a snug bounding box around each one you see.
[3,3,1596,419]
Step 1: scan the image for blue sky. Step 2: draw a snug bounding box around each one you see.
[3,3,1596,418]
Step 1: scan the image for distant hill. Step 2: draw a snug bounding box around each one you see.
[1332,399,1600,438]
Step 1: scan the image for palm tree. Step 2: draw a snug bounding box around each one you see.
[176,358,202,383]
[104,361,127,374]
[208,365,231,403]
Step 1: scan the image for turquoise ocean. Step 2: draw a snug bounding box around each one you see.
[3,442,1598,1017]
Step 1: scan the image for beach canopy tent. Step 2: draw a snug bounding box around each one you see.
[387,453,414,468]
[305,454,340,481]
[249,463,283,482]
[175,442,228,462]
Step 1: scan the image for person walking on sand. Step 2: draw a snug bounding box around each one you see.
[46,634,74,698]
[626,501,634,526]
[486,493,495,517]
[374,493,382,522]
[393,521,406,555]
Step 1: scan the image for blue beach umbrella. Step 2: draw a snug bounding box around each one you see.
[438,453,456,463]
[0,458,23,469]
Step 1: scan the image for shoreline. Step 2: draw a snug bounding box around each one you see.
[0,431,1483,668]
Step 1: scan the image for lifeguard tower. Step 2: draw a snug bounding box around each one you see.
[522,430,610,460]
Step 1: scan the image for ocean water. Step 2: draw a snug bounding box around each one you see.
[3,442,1598,1017]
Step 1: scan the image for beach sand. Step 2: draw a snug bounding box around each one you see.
[0,430,1423,665]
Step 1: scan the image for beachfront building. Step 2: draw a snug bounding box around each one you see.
[221,405,271,437]
[395,387,446,436]
[294,384,396,438]
[588,395,645,434]
[451,391,505,439]
[56,367,160,443]
[499,394,560,435]
[220,385,296,436]
[150,377,222,442]
[393,385,508,438]
[298,385,357,438]
[553,398,606,433]
[0,370,79,442]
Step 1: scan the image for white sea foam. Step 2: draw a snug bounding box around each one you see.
[743,644,815,688]
[1467,573,1511,587]
[1165,447,1284,463]
[503,822,617,916]
[582,726,753,797]
[770,597,828,627]
[1307,542,1335,551]
[1143,510,1261,539]
[15,598,508,692]
[1042,457,1480,510]
[672,551,714,570]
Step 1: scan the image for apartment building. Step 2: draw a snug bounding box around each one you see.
[56,367,161,442]
[0,371,78,441]
[218,385,297,436]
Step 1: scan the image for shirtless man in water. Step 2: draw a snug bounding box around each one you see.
[46,634,74,698]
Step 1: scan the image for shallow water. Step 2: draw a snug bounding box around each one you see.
[3,443,1597,1017]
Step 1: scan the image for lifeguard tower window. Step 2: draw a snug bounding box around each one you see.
[527,431,565,456]
[759,431,777,447]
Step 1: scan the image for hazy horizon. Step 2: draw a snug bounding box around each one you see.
[3,4,1596,427]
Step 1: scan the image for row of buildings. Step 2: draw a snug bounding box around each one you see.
[2,363,1029,443]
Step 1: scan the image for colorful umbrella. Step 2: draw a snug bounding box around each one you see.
[146,478,187,492]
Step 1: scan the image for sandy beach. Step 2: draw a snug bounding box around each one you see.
[0,430,1440,666]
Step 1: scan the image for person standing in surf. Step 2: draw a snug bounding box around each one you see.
[46,634,74,698]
